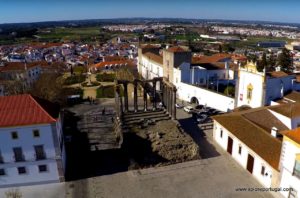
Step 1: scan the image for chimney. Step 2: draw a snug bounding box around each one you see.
[271,127,279,138]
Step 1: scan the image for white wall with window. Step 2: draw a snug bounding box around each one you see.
[279,137,300,198]
[0,122,64,187]
[213,121,277,188]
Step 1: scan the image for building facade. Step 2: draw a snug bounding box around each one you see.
[279,128,300,198]
[0,94,65,187]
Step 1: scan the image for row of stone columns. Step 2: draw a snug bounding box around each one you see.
[162,83,177,120]
[116,79,177,120]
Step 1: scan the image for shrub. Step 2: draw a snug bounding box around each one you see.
[64,75,86,85]
[96,72,116,82]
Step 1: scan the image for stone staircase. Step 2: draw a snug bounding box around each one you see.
[121,110,170,131]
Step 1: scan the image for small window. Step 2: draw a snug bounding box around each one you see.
[220,129,223,138]
[33,130,40,138]
[11,132,18,140]
[18,167,26,174]
[0,169,5,176]
[293,160,300,179]
[238,145,242,155]
[261,165,265,176]
[38,165,48,172]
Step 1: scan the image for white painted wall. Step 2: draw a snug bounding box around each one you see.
[279,139,300,197]
[268,109,292,129]
[236,69,265,108]
[0,122,63,187]
[213,121,276,188]
[140,56,163,80]
[177,82,234,112]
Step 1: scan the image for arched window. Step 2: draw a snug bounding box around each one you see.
[247,84,253,100]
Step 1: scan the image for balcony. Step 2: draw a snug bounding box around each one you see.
[35,152,46,161]
[14,155,25,162]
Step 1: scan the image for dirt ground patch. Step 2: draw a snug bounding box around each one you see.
[130,120,200,167]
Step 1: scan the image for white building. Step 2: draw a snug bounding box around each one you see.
[0,94,65,187]
[279,128,300,198]
[213,107,287,188]
[213,103,300,197]
[235,61,300,108]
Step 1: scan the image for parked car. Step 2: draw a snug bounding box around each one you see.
[196,114,208,123]
[195,105,204,110]
[184,106,194,113]
[175,103,183,108]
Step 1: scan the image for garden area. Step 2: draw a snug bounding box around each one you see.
[95,72,116,82]
[64,75,86,85]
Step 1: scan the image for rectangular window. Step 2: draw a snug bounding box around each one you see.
[11,132,18,140]
[38,165,48,173]
[238,145,242,155]
[0,150,3,164]
[261,165,265,176]
[0,169,5,176]
[34,145,46,160]
[220,129,223,138]
[292,160,300,179]
[17,167,26,174]
[13,147,25,162]
[33,130,40,138]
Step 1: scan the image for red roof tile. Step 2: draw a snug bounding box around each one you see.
[167,46,187,53]
[0,94,57,127]
[283,128,300,145]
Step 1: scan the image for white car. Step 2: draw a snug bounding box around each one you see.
[184,106,194,113]
[175,103,183,108]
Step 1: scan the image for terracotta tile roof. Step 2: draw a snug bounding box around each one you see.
[167,46,187,53]
[0,94,58,127]
[0,61,50,72]
[143,52,163,65]
[283,128,300,145]
[269,103,300,118]
[242,109,289,132]
[283,91,300,103]
[213,106,286,170]
[267,71,289,78]
[192,53,232,64]
[141,44,160,49]
[104,56,127,62]
[91,60,135,69]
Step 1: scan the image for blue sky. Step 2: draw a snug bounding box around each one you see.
[0,0,299,24]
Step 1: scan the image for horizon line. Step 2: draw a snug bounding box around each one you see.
[1,17,300,26]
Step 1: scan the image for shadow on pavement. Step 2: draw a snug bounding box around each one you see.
[178,117,220,159]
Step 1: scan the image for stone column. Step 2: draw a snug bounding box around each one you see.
[134,81,138,112]
[152,80,157,110]
[169,88,173,117]
[172,87,177,120]
[123,82,129,112]
[143,86,147,111]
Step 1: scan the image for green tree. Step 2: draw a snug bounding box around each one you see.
[218,44,223,53]
[267,53,276,72]
[257,52,267,72]
[224,86,235,97]
[277,48,293,73]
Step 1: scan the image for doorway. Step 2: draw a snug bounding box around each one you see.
[227,137,233,155]
[247,154,254,174]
